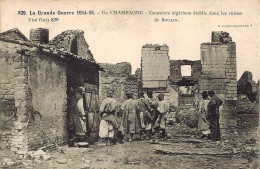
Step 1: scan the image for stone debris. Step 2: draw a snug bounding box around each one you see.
[176,108,200,129]
[236,96,255,114]
[42,154,52,160]
[2,158,16,167]
[57,158,68,164]
[32,149,46,158]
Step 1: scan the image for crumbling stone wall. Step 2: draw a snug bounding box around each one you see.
[0,41,31,153]
[125,75,141,95]
[199,32,237,105]
[237,71,257,101]
[0,41,68,153]
[99,62,140,104]
[236,71,258,114]
[27,50,67,150]
[50,30,93,60]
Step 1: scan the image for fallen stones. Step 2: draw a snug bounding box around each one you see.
[2,158,16,167]
[232,148,238,154]
[42,154,52,161]
[57,158,68,164]
[175,108,199,128]
[32,149,46,158]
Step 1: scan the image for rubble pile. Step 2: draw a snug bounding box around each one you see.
[236,95,255,114]
[175,108,199,128]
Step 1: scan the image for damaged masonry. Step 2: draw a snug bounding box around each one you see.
[0,29,259,168]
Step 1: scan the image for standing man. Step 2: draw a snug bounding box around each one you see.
[137,91,152,140]
[99,89,120,145]
[154,93,169,140]
[121,93,140,142]
[207,90,223,142]
[147,90,158,134]
[73,87,87,142]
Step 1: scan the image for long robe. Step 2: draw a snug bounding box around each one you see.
[198,99,210,135]
[121,98,140,134]
[208,95,223,141]
[99,97,119,138]
[74,98,87,136]
[147,97,159,125]
[137,98,152,130]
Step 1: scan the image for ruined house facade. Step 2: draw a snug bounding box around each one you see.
[141,31,237,109]
[99,31,237,109]
[141,44,171,103]
[0,28,101,154]
[169,60,202,108]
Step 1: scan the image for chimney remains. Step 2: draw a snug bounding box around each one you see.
[29,28,49,44]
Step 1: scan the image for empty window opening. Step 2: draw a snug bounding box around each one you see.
[181,65,191,76]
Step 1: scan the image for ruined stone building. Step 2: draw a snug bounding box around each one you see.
[99,31,238,110]
[99,62,141,104]
[141,31,237,109]
[0,28,102,154]
[141,44,202,108]
[199,31,237,108]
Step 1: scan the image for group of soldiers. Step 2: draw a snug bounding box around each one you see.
[99,89,169,145]
[68,87,223,146]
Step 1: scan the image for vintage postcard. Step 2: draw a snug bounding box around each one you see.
[0,0,259,168]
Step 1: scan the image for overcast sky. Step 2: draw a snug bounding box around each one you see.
[1,0,259,81]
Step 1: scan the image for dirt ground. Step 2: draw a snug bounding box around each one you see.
[3,112,259,169]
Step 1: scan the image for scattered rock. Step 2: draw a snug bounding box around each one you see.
[166,133,173,139]
[42,154,52,160]
[186,109,199,128]
[32,149,46,158]
[58,158,67,164]
[3,158,15,166]
[33,158,42,164]
[27,151,35,158]
[245,147,252,153]
[232,148,238,154]
[22,160,33,166]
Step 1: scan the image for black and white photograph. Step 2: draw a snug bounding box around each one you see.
[0,0,259,168]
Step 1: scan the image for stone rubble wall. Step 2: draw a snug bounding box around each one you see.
[0,41,31,154]
[0,41,68,153]
[99,62,141,105]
